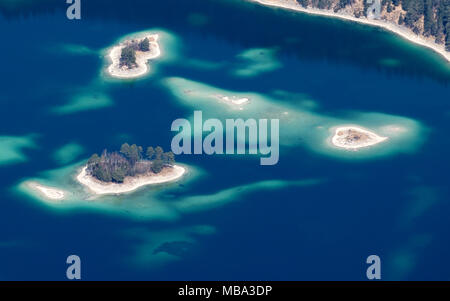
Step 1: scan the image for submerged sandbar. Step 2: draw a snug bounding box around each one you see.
[331,126,388,150]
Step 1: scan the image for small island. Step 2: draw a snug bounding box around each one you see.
[107,34,161,79]
[331,126,388,150]
[76,143,186,195]
[213,94,250,106]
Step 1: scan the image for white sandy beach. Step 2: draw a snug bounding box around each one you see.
[26,181,67,201]
[76,164,186,195]
[331,125,388,149]
[107,34,161,79]
[213,94,251,106]
[248,0,450,63]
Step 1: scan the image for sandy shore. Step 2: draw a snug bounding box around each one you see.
[107,34,161,79]
[248,0,450,63]
[331,125,388,149]
[76,164,186,195]
[213,94,250,106]
[26,181,67,201]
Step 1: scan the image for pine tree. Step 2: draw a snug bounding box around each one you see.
[162,152,175,165]
[155,146,164,160]
[120,46,136,68]
[146,146,155,160]
[139,37,150,51]
[151,159,164,174]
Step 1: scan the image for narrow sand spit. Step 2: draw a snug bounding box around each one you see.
[26,182,67,201]
[76,165,186,195]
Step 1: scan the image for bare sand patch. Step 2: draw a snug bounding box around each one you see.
[26,182,67,201]
[331,125,388,149]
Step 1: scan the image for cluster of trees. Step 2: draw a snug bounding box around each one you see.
[385,0,449,47]
[296,0,450,49]
[86,143,175,183]
[120,46,136,69]
[139,37,150,51]
[119,37,151,68]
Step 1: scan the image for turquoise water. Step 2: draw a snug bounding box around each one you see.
[0,0,449,280]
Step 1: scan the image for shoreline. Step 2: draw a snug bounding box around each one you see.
[76,164,186,195]
[212,94,250,107]
[107,33,162,79]
[247,0,450,63]
[330,125,388,150]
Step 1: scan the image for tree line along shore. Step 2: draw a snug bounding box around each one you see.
[293,0,450,50]
[86,143,176,183]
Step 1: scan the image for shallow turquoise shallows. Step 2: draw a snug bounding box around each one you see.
[0,0,449,280]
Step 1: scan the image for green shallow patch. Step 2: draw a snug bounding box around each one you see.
[385,234,432,280]
[232,47,282,77]
[162,77,427,160]
[173,178,324,213]
[44,43,97,56]
[13,159,323,222]
[399,185,439,228]
[0,135,37,166]
[52,142,85,165]
[14,160,202,221]
[51,92,113,115]
[378,58,402,67]
[311,113,427,160]
[122,225,216,268]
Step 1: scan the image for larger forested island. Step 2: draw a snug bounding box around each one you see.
[294,0,450,50]
[77,143,186,196]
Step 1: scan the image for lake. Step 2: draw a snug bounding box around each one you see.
[0,0,449,280]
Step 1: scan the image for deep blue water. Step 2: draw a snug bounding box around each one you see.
[0,0,449,280]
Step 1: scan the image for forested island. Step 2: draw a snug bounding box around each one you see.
[107,33,161,78]
[119,37,150,69]
[77,143,185,195]
[86,143,175,183]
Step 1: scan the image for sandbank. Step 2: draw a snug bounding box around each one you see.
[25,181,67,201]
[331,125,388,149]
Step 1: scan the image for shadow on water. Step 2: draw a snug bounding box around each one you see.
[1,0,449,83]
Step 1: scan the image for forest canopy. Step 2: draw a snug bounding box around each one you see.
[296,0,450,50]
[119,37,151,68]
[86,143,176,183]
